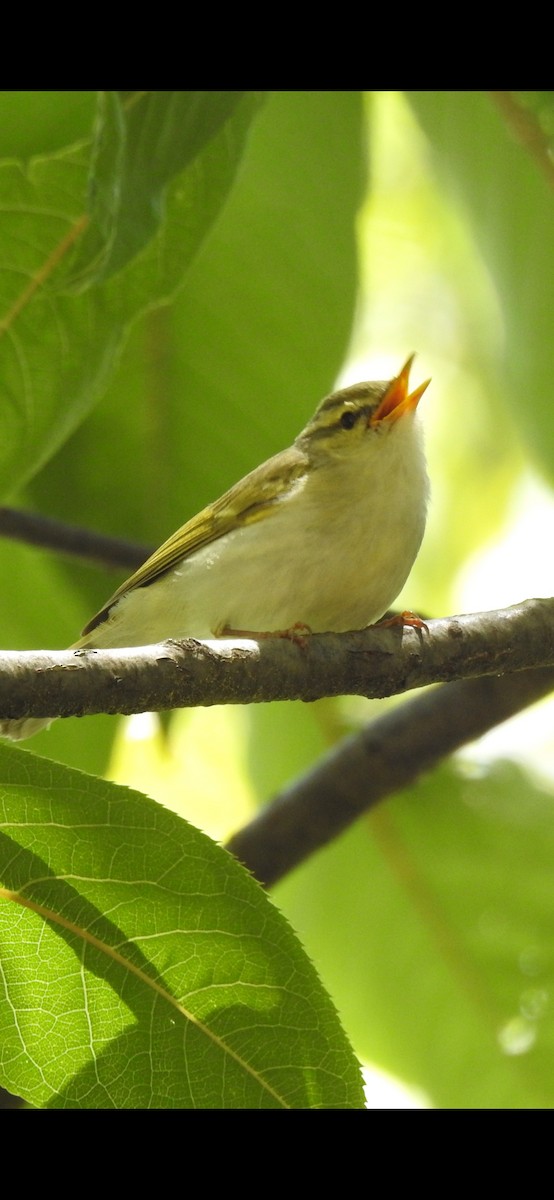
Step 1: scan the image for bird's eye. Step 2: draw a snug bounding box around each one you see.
[340,410,358,431]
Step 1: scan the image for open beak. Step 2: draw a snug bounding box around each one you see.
[370,354,430,426]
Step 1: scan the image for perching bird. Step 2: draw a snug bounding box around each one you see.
[0,355,430,740]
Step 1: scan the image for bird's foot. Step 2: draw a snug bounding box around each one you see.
[378,610,429,633]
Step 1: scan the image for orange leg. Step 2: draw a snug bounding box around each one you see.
[377,610,429,633]
[218,621,312,646]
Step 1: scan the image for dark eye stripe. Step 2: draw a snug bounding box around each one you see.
[299,390,379,446]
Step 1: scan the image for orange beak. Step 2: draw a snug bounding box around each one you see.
[369,354,430,426]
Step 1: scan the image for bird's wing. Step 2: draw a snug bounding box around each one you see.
[80,445,308,638]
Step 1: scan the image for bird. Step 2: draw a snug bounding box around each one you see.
[0,355,430,741]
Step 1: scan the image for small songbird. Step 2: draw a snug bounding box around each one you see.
[0,355,430,740]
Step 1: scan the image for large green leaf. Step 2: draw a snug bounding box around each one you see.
[8,91,363,769]
[0,744,364,1109]
[275,758,554,1108]
[67,91,252,287]
[28,90,364,542]
[0,90,265,498]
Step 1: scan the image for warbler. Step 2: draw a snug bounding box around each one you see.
[0,355,430,740]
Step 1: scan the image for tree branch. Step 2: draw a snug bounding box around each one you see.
[226,666,554,885]
[0,598,554,722]
[0,506,151,571]
[2,597,554,890]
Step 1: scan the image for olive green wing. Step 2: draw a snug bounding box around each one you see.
[80,444,308,638]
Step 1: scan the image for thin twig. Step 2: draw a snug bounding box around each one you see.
[0,507,151,571]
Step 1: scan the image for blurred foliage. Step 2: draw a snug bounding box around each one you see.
[1,91,554,1109]
[0,92,97,159]
[275,759,554,1109]
[409,91,554,479]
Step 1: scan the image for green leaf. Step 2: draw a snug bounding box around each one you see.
[28,91,364,541]
[0,92,96,159]
[0,91,265,499]
[67,91,254,287]
[275,759,554,1108]
[2,91,364,771]
[0,744,364,1109]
